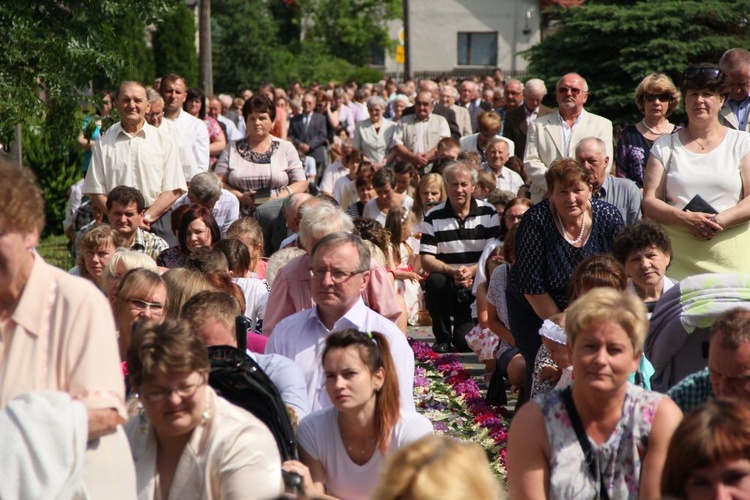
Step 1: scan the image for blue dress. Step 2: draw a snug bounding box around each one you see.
[510,198,624,311]
[615,123,681,188]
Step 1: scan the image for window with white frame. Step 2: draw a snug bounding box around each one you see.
[457,32,498,66]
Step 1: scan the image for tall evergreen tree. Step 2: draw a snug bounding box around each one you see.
[153,4,199,86]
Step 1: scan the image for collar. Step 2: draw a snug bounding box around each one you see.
[558,109,585,127]
[130,228,148,251]
[308,297,368,333]
[115,120,149,139]
[593,175,612,198]
[445,196,481,218]
[11,252,47,337]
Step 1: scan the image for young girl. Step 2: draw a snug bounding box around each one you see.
[226,216,267,278]
[385,206,423,326]
[411,173,447,230]
[286,329,432,500]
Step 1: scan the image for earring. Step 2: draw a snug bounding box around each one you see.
[138,402,149,435]
[201,400,212,425]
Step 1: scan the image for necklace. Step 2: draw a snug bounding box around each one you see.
[556,210,587,246]
[692,136,708,150]
[340,433,376,454]
[641,119,670,136]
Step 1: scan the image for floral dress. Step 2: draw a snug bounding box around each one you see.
[538,383,663,499]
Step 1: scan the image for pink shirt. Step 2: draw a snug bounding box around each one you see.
[263,253,402,334]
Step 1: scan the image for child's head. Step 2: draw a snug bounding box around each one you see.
[215,238,251,277]
[571,254,628,300]
[484,246,505,288]
[385,206,417,250]
[226,217,264,272]
[473,171,496,200]
[541,313,570,368]
[343,148,363,176]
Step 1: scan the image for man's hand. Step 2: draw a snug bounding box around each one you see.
[87,408,124,441]
[299,142,311,153]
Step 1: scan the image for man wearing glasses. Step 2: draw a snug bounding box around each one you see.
[393,90,451,168]
[265,232,415,414]
[719,48,750,132]
[523,72,613,203]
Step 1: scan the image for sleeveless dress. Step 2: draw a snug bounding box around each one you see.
[538,383,663,499]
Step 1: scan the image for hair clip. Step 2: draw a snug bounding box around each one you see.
[364,331,377,344]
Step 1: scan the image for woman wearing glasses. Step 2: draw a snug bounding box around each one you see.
[125,318,283,500]
[616,73,681,188]
[114,269,169,361]
[643,63,750,279]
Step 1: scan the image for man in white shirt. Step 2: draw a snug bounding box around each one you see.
[159,74,210,173]
[83,81,186,245]
[145,89,200,183]
[266,232,415,414]
[393,91,450,169]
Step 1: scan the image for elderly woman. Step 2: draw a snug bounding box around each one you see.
[215,95,308,214]
[643,63,750,279]
[157,204,221,268]
[125,318,283,499]
[363,167,413,226]
[507,158,624,398]
[353,95,398,169]
[184,87,226,165]
[459,110,515,161]
[616,73,681,188]
[72,224,125,286]
[101,249,158,304]
[612,219,676,314]
[390,94,410,123]
[114,268,168,360]
[286,329,432,500]
[508,288,683,499]
[662,398,750,499]
[0,160,135,497]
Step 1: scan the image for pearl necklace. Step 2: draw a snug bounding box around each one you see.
[556,210,587,246]
[641,119,670,136]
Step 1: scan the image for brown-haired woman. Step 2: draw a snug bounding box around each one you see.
[286,329,432,500]
[157,204,221,268]
[74,224,125,287]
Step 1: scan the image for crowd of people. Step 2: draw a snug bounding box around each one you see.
[7,46,750,499]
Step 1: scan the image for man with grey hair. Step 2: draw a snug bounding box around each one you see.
[402,79,460,139]
[719,48,750,132]
[145,88,200,183]
[263,203,402,334]
[440,85,472,137]
[524,72,613,202]
[459,79,492,132]
[576,137,641,225]
[496,79,524,125]
[420,162,500,353]
[266,232,415,413]
[393,90,451,168]
[503,78,554,161]
[172,171,240,236]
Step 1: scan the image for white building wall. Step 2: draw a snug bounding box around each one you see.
[385,0,540,75]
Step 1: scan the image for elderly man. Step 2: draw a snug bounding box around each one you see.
[289,93,328,174]
[145,89,200,183]
[496,79,524,125]
[421,162,500,353]
[393,90,450,168]
[263,202,402,334]
[524,72,613,202]
[207,95,243,141]
[172,171,240,236]
[183,290,309,420]
[440,85,472,138]
[403,79,460,140]
[266,232,415,413]
[503,78,554,161]
[668,308,750,413]
[576,137,641,225]
[159,74,210,174]
[106,186,169,260]
[459,80,492,132]
[719,48,750,132]
[84,81,186,245]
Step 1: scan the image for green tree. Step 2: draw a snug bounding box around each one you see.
[153,4,199,86]
[526,0,750,125]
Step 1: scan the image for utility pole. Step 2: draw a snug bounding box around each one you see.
[403,0,411,79]
[198,0,213,95]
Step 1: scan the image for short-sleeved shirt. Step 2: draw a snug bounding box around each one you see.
[420,198,499,266]
[509,198,624,310]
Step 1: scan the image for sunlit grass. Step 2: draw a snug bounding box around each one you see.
[37,233,72,270]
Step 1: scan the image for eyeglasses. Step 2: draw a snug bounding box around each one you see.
[683,67,722,80]
[127,298,165,315]
[140,373,206,403]
[146,111,164,118]
[557,86,584,96]
[309,268,367,284]
[644,93,672,103]
[504,213,524,222]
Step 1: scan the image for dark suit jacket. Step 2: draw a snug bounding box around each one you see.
[502,103,554,159]
[403,103,460,140]
[288,112,328,163]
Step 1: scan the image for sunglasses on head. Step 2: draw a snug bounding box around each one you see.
[644,93,672,103]
[683,67,722,80]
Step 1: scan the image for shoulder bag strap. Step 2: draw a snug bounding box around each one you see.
[561,387,610,500]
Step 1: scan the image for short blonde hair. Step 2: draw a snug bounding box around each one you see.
[101,249,157,295]
[76,225,125,281]
[372,435,503,499]
[565,287,648,352]
[634,73,681,115]
[477,110,502,136]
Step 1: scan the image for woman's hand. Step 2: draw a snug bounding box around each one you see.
[237,190,256,207]
[394,269,422,283]
[681,211,723,239]
[282,460,316,497]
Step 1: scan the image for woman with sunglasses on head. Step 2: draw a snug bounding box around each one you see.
[616,73,682,188]
[286,329,432,500]
[643,63,750,279]
[125,318,283,500]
